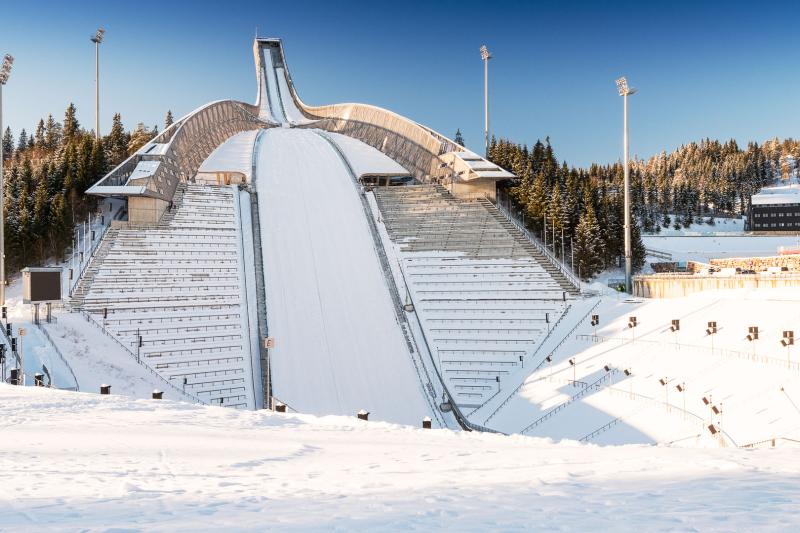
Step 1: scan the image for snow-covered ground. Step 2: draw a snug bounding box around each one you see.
[484,287,800,447]
[643,234,800,263]
[1,384,798,532]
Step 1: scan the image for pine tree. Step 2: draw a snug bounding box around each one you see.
[454,128,464,146]
[16,129,28,152]
[44,115,61,150]
[106,113,129,166]
[2,127,13,160]
[63,103,80,144]
[574,204,603,280]
[165,110,174,129]
[34,119,46,147]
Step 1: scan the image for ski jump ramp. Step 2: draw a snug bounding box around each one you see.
[84,38,581,431]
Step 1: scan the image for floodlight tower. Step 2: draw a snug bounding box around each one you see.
[90,28,105,140]
[0,54,14,307]
[616,76,636,294]
[480,45,492,158]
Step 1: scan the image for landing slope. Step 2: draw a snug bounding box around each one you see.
[255,128,431,425]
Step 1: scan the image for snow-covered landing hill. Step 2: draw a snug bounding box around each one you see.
[0,385,798,531]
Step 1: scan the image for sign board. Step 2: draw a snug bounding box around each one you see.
[22,267,62,304]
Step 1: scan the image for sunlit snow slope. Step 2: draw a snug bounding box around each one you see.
[2,385,798,531]
[255,128,432,425]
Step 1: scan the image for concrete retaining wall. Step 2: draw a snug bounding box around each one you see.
[635,274,800,298]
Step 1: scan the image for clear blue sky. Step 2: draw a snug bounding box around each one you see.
[1,0,798,167]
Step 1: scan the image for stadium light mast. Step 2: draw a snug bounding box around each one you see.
[616,76,637,294]
[90,28,105,140]
[0,54,14,307]
[480,45,491,158]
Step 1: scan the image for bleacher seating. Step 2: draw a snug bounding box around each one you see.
[71,184,256,408]
[374,185,572,409]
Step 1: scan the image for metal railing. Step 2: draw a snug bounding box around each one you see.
[645,247,673,261]
[739,437,800,449]
[37,324,80,391]
[68,216,115,297]
[520,370,619,434]
[494,201,581,292]
[579,333,800,373]
[580,417,623,442]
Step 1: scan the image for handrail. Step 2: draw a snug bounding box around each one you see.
[483,299,601,425]
[494,201,581,291]
[37,324,80,391]
[580,417,623,442]
[581,333,800,372]
[69,216,114,297]
[740,437,800,449]
[645,247,673,261]
[77,309,207,405]
[520,369,619,434]
[598,385,739,447]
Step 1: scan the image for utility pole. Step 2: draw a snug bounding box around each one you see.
[480,45,491,158]
[616,77,637,293]
[90,28,105,140]
[0,54,14,308]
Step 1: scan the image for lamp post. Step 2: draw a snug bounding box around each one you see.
[616,76,637,293]
[480,45,491,158]
[90,28,105,140]
[0,54,14,308]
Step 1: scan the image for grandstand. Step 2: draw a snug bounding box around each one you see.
[373,185,579,412]
[72,183,261,409]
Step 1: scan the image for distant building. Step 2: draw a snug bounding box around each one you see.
[749,185,800,231]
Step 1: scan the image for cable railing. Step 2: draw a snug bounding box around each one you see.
[494,201,581,292]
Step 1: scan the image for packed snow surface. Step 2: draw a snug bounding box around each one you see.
[1,385,798,532]
[256,128,431,425]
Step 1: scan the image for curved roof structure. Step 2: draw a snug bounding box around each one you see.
[88,38,513,204]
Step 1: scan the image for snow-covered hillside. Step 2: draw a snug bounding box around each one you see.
[483,287,800,447]
[1,384,798,532]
